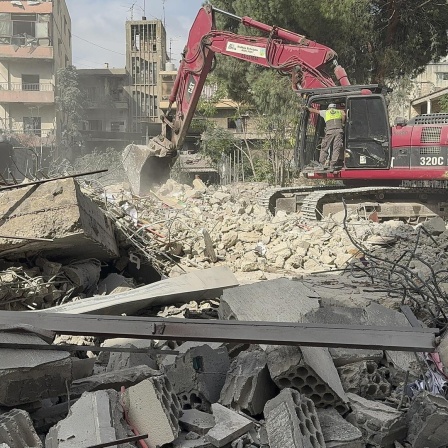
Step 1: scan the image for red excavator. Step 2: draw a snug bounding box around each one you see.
[123,5,448,221]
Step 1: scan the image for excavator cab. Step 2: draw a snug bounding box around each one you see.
[297,87,392,174]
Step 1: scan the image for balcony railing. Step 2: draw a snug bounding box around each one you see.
[0,82,54,91]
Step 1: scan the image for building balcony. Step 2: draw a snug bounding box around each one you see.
[0,44,53,60]
[0,83,54,103]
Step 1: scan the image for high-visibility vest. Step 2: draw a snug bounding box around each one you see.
[324,109,343,131]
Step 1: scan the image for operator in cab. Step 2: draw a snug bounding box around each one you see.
[306,103,346,172]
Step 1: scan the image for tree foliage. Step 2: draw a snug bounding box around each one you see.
[55,65,86,146]
[440,95,448,113]
[209,0,448,105]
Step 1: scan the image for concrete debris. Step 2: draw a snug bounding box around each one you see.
[165,343,230,411]
[0,408,42,448]
[406,391,448,448]
[219,347,277,416]
[0,178,119,261]
[41,266,238,315]
[346,393,407,447]
[266,345,349,412]
[0,330,71,406]
[264,388,325,448]
[2,177,448,445]
[122,376,181,447]
[316,408,363,448]
[70,365,161,396]
[205,403,254,447]
[337,360,391,399]
[179,409,216,435]
[46,389,131,447]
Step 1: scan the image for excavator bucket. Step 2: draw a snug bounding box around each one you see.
[122,136,177,196]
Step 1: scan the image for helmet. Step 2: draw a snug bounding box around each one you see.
[328,103,337,109]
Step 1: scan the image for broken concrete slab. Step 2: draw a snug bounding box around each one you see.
[0,178,119,261]
[41,266,238,315]
[179,409,215,435]
[316,408,363,448]
[45,390,130,447]
[205,403,253,447]
[98,273,134,295]
[122,376,181,447]
[0,408,42,448]
[346,393,407,447]
[264,388,325,448]
[70,365,161,397]
[406,391,448,448]
[165,343,230,411]
[219,278,320,322]
[337,361,391,399]
[266,345,349,412]
[329,347,384,368]
[219,347,277,416]
[174,432,214,448]
[106,343,158,372]
[160,341,223,370]
[0,331,71,406]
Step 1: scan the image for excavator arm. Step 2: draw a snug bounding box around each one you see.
[123,5,350,194]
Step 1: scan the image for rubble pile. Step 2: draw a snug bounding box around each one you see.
[1,176,448,447]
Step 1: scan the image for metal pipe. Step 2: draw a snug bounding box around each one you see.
[212,7,242,21]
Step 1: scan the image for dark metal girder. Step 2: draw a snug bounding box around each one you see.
[0,311,437,352]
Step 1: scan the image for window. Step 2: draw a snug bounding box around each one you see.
[227,118,237,129]
[23,117,41,136]
[110,121,125,132]
[22,74,39,91]
[11,14,37,44]
[88,120,102,131]
[436,73,448,81]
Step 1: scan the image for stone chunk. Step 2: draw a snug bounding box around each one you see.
[123,376,181,447]
[219,347,277,416]
[45,390,129,447]
[219,278,320,322]
[346,393,406,447]
[406,391,448,448]
[165,343,230,411]
[174,432,214,447]
[264,388,325,448]
[0,331,71,406]
[106,343,158,372]
[337,361,391,399]
[0,409,42,448]
[266,345,348,412]
[70,365,160,396]
[316,408,363,447]
[179,409,215,435]
[329,347,383,368]
[205,403,253,447]
[420,216,446,235]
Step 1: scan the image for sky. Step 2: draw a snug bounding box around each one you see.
[65,0,204,70]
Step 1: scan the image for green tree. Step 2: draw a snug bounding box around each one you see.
[55,65,86,147]
[440,95,448,113]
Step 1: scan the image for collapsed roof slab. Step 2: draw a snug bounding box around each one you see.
[0,178,119,261]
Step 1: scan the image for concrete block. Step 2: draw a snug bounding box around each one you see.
[123,376,181,447]
[0,331,71,406]
[179,409,215,435]
[266,345,348,412]
[45,390,129,448]
[71,357,95,380]
[97,337,155,366]
[406,391,448,448]
[346,393,407,447]
[98,273,133,295]
[161,341,223,370]
[70,365,160,396]
[165,343,230,412]
[264,388,325,448]
[365,303,420,384]
[106,343,158,372]
[205,403,253,447]
[316,408,363,448]
[337,361,391,399]
[219,347,277,416]
[0,178,118,261]
[0,408,42,448]
[329,348,384,368]
[219,278,320,322]
[174,432,214,447]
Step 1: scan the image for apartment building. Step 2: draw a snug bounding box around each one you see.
[0,0,71,178]
[126,17,166,132]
